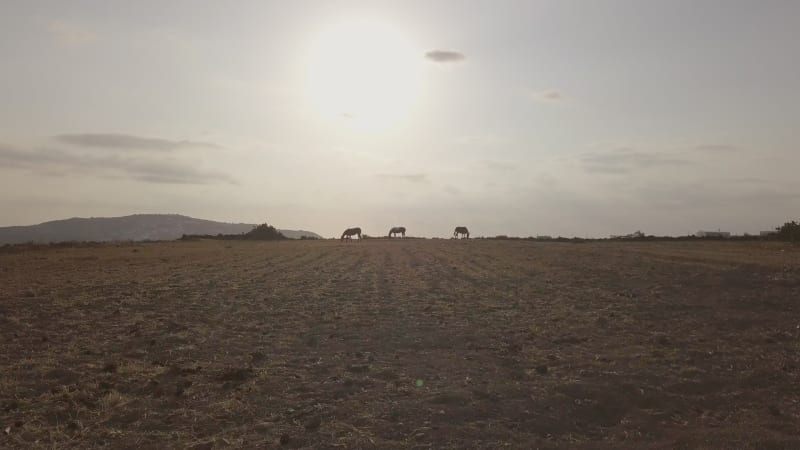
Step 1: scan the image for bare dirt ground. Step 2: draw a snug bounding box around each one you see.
[1,239,799,449]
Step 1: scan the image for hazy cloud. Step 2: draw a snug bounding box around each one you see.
[455,134,507,147]
[719,177,770,184]
[425,50,465,63]
[630,182,800,211]
[123,161,236,185]
[0,146,86,171]
[694,144,742,153]
[55,133,221,151]
[481,160,517,171]
[443,185,461,195]
[0,144,235,185]
[580,148,691,174]
[528,89,564,102]
[47,20,97,47]
[377,173,429,183]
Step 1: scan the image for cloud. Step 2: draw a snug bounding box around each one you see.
[377,173,429,183]
[47,20,97,48]
[443,185,461,195]
[0,144,235,185]
[579,148,691,174]
[425,50,465,63]
[480,160,517,171]
[693,144,742,153]
[528,89,564,103]
[627,182,800,211]
[720,177,770,184]
[55,133,221,151]
[455,134,507,147]
[118,160,237,185]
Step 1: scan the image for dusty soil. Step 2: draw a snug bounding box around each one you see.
[1,239,799,449]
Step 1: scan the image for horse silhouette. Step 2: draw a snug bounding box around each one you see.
[341,227,362,242]
[453,226,469,239]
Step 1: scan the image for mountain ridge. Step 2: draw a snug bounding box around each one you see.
[0,214,323,244]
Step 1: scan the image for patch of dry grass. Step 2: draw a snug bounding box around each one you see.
[1,239,798,448]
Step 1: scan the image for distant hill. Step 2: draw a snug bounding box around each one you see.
[277,229,324,240]
[0,214,323,244]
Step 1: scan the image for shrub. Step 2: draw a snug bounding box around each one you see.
[244,224,286,240]
[776,220,800,241]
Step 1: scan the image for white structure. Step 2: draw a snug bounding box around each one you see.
[696,230,731,238]
[611,230,645,239]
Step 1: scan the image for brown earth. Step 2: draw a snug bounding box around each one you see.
[1,239,799,449]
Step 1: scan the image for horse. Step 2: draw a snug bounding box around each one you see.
[453,226,469,239]
[388,226,406,238]
[341,227,362,242]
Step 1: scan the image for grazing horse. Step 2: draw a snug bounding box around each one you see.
[341,227,362,242]
[388,226,406,238]
[453,226,470,239]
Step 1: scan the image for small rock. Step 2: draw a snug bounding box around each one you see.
[254,422,273,432]
[346,364,369,373]
[250,351,267,364]
[2,400,19,412]
[279,433,291,446]
[304,416,322,430]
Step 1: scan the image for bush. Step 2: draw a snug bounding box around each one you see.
[180,222,286,241]
[244,224,286,240]
[776,221,800,241]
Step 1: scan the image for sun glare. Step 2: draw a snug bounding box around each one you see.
[304,19,422,130]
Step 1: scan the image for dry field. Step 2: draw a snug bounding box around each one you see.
[1,239,799,449]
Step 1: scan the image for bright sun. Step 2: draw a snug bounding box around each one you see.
[304,19,422,130]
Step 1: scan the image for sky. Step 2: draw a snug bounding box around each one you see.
[1,0,799,238]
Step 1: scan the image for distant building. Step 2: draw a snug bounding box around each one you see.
[611,230,645,239]
[760,230,778,236]
[696,230,731,238]
[536,235,553,240]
